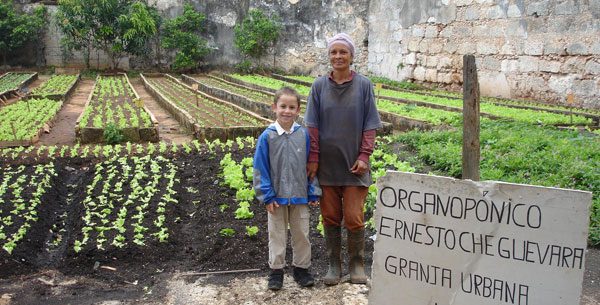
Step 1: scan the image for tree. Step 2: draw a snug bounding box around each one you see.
[233,9,282,68]
[0,1,46,66]
[56,0,94,68]
[162,3,210,71]
[56,0,157,70]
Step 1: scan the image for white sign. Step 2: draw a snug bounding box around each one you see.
[370,171,592,305]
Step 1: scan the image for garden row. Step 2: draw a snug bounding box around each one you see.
[230,73,600,129]
[141,73,269,141]
[0,72,38,102]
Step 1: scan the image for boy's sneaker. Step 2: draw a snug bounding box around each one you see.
[268,269,284,290]
[292,267,315,287]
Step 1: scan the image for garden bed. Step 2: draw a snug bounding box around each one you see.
[75,73,159,144]
[27,74,80,101]
[0,98,62,148]
[181,74,275,120]
[142,74,270,141]
[0,72,38,103]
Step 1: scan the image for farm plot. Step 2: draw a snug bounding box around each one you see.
[182,74,294,120]
[377,99,463,130]
[142,74,269,141]
[226,73,311,96]
[76,74,159,143]
[0,98,62,147]
[0,72,38,101]
[377,88,593,125]
[29,74,79,101]
[72,155,178,253]
[0,163,57,256]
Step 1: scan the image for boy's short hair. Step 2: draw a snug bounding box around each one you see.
[274,86,301,106]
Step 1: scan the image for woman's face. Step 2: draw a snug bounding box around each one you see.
[329,43,352,70]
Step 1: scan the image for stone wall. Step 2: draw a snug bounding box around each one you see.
[12,0,600,108]
[368,0,600,108]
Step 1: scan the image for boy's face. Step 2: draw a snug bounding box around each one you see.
[272,94,300,127]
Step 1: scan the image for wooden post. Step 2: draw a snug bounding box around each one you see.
[462,54,480,181]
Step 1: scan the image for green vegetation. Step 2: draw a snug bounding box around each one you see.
[229,74,310,96]
[0,72,36,93]
[395,120,600,245]
[0,1,46,66]
[0,98,61,142]
[56,0,157,69]
[377,100,463,126]
[30,74,78,97]
[234,9,282,70]
[162,4,210,71]
[369,76,423,90]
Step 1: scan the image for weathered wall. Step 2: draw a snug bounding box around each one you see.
[12,0,600,107]
[368,0,600,108]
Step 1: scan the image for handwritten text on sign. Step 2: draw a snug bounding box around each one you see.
[369,171,592,305]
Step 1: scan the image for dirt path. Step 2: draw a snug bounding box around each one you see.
[37,79,93,146]
[130,77,194,144]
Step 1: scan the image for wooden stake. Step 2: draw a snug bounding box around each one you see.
[179,268,261,276]
[11,121,17,140]
[462,54,480,181]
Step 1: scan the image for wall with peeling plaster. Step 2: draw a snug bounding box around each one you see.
[13,0,600,107]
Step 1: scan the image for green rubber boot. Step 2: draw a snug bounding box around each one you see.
[348,228,368,284]
[323,226,342,285]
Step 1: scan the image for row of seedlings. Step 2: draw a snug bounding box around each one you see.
[0,72,38,103]
[141,73,269,141]
[274,73,600,126]
[76,73,159,143]
[28,74,80,101]
[73,155,179,252]
[231,73,595,127]
[0,97,62,147]
[0,162,57,255]
[181,74,278,119]
[226,73,460,131]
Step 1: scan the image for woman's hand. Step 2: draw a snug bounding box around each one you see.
[309,200,320,207]
[307,162,318,180]
[350,159,369,176]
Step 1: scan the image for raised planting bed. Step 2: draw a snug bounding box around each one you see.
[0,98,62,147]
[75,74,159,144]
[141,73,270,141]
[378,89,593,125]
[377,100,463,131]
[271,73,314,87]
[28,74,80,101]
[0,72,38,103]
[181,74,277,119]
[223,73,311,97]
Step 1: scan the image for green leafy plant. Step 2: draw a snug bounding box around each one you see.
[103,123,124,144]
[219,228,235,237]
[245,226,259,237]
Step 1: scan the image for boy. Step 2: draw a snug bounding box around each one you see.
[253,87,321,290]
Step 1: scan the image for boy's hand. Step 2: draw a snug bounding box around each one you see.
[266,202,279,214]
[309,200,320,207]
[307,162,318,180]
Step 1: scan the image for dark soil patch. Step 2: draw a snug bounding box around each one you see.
[0,146,374,304]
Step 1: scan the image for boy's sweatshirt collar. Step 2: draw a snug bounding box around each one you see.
[271,121,301,135]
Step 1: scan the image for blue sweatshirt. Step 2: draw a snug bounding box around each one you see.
[253,122,322,205]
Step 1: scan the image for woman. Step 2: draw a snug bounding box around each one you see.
[304,33,382,285]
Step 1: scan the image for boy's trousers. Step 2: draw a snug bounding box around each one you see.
[268,204,311,269]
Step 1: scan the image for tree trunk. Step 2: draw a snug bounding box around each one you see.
[462,54,480,181]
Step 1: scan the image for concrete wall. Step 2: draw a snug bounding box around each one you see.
[12,0,600,108]
[368,0,600,108]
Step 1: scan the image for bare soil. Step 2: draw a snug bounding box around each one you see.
[0,76,598,305]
